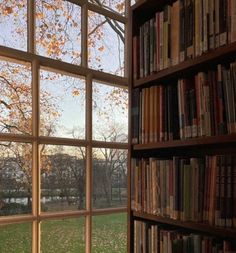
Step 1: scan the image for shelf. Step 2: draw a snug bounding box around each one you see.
[133,134,236,150]
[133,42,236,88]
[133,211,236,239]
[131,0,173,18]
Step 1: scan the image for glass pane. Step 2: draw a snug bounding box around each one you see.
[0,58,32,135]
[93,148,127,209]
[92,213,127,253]
[41,218,85,253]
[88,12,125,76]
[40,145,86,212]
[0,0,27,51]
[93,81,128,142]
[0,223,32,253]
[0,142,32,216]
[36,0,81,65]
[40,69,85,139]
[89,0,125,15]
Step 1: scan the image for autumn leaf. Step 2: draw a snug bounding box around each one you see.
[5,6,13,14]
[72,90,80,96]
[98,46,105,52]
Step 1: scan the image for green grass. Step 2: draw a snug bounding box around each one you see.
[0,213,127,253]
[0,223,31,253]
[92,213,127,253]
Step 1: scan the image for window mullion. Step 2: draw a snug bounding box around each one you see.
[85,74,93,253]
[81,3,88,68]
[28,0,35,53]
[32,59,40,253]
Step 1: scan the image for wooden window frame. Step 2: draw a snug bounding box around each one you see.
[0,0,130,252]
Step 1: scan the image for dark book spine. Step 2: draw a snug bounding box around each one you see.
[132,89,140,144]
[133,36,140,80]
[219,0,228,46]
[179,0,186,62]
[139,25,144,78]
[172,84,180,140]
[233,156,236,228]
[226,155,233,227]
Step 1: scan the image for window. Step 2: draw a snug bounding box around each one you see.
[0,0,128,252]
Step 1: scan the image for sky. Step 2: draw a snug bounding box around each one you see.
[0,0,128,141]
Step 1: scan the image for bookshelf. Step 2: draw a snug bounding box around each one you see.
[129,0,236,252]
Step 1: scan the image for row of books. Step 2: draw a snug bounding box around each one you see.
[133,0,236,79]
[131,155,236,228]
[134,220,236,253]
[131,62,236,144]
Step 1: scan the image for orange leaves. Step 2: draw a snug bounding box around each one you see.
[4,6,13,15]
[72,90,80,96]
[116,3,125,12]
[98,46,105,52]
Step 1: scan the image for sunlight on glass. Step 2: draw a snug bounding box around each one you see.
[0,0,27,51]
[0,142,32,216]
[89,0,125,15]
[41,218,85,253]
[92,213,127,253]
[40,145,86,212]
[93,148,127,209]
[93,81,128,142]
[36,0,81,64]
[40,69,85,139]
[88,12,125,76]
[0,58,32,135]
[0,223,32,253]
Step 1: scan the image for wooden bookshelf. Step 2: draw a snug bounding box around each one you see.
[134,42,236,87]
[129,0,236,252]
[133,211,236,239]
[133,134,236,150]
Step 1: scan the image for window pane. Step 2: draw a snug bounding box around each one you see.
[92,213,127,253]
[36,0,81,65]
[0,58,32,135]
[88,12,125,76]
[93,148,127,209]
[40,69,85,139]
[93,81,128,142]
[0,142,32,216]
[89,0,125,16]
[40,145,86,212]
[0,0,27,51]
[0,223,32,253]
[41,218,85,253]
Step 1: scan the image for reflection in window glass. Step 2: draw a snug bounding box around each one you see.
[0,222,32,253]
[41,218,85,253]
[93,148,127,209]
[40,145,86,212]
[0,0,27,51]
[89,0,125,15]
[0,59,32,135]
[36,0,81,64]
[0,142,32,216]
[93,81,128,142]
[92,213,127,253]
[88,12,125,76]
[40,69,85,139]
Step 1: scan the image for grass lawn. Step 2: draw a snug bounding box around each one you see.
[0,213,127,253]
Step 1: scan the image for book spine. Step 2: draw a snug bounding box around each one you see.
[219,0,227,46]
[131,88,140,144]
[171,0,180,66]
[179,0,186,62]
[215,156,221,226]
[233,156,236,228]
[226,155,233,227]
[139,25,144,78]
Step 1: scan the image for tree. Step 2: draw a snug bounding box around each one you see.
[0,0,128,213]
